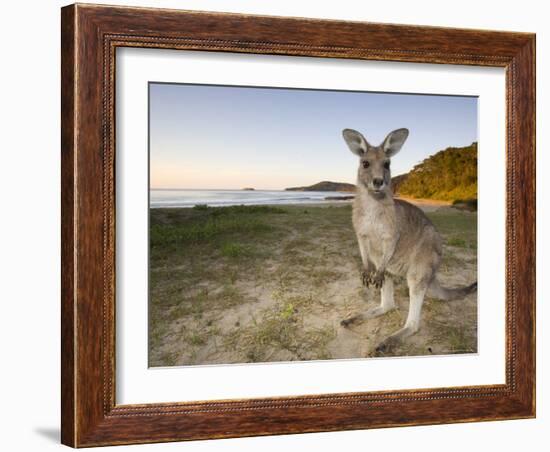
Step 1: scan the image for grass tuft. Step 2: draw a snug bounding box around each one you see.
[220,242,252,258]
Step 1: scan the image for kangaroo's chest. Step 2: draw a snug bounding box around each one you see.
[354,204,396,234]
[353,202,397,257]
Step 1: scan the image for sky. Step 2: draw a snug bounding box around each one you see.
[149,83,477,190]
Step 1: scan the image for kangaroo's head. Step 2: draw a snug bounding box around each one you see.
[342,128,409,198]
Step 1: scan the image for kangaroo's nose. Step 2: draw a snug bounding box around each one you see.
[373,178,384,188]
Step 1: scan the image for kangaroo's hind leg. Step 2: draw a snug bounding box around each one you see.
[374,267,434,354]
[341,277,396,327]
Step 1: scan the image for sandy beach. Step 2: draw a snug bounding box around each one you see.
[149,200,477,366]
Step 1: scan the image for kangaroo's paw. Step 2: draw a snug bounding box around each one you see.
[361,270,375,287]
[371,270,385,289]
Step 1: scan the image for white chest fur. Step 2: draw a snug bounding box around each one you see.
[353,194,397,261]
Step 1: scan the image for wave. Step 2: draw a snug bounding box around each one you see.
[150,189,350,208]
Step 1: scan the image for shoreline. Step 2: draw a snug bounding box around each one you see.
[150,196,452,211]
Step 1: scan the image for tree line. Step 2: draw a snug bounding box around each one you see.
[394,142,477,202]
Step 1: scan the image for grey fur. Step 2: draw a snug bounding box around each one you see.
[341,128,477,355]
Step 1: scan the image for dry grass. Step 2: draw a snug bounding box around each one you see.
[149,204,477,366]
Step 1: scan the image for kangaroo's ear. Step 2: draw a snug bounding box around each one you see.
[342,129,369,156]
[382,128,409,157]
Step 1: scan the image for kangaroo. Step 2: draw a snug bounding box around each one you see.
[340,128,477,355]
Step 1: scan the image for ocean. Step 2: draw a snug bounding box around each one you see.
[150,189,352,208]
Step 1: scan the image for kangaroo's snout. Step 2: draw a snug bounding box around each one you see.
[372,178,384,189]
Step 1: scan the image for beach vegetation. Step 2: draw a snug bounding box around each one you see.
[149,204,477,366]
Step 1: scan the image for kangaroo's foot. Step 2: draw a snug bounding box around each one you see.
[364,305,394,319]
[340,313,365,327]
[373,326,417,356]
[341,305,394,328]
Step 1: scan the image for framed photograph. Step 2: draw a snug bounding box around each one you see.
[61,3,535,447]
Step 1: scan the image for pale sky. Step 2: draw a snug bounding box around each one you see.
[149,83,477,190]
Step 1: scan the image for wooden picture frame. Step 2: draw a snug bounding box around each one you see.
[61,3,535,447]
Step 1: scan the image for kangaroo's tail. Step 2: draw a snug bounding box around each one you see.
[427,279,477,301]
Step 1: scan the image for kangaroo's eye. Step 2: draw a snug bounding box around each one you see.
[362,161,370,168]
[384,161,390,170]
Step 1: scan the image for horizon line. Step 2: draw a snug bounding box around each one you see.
[149,141,477,192]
